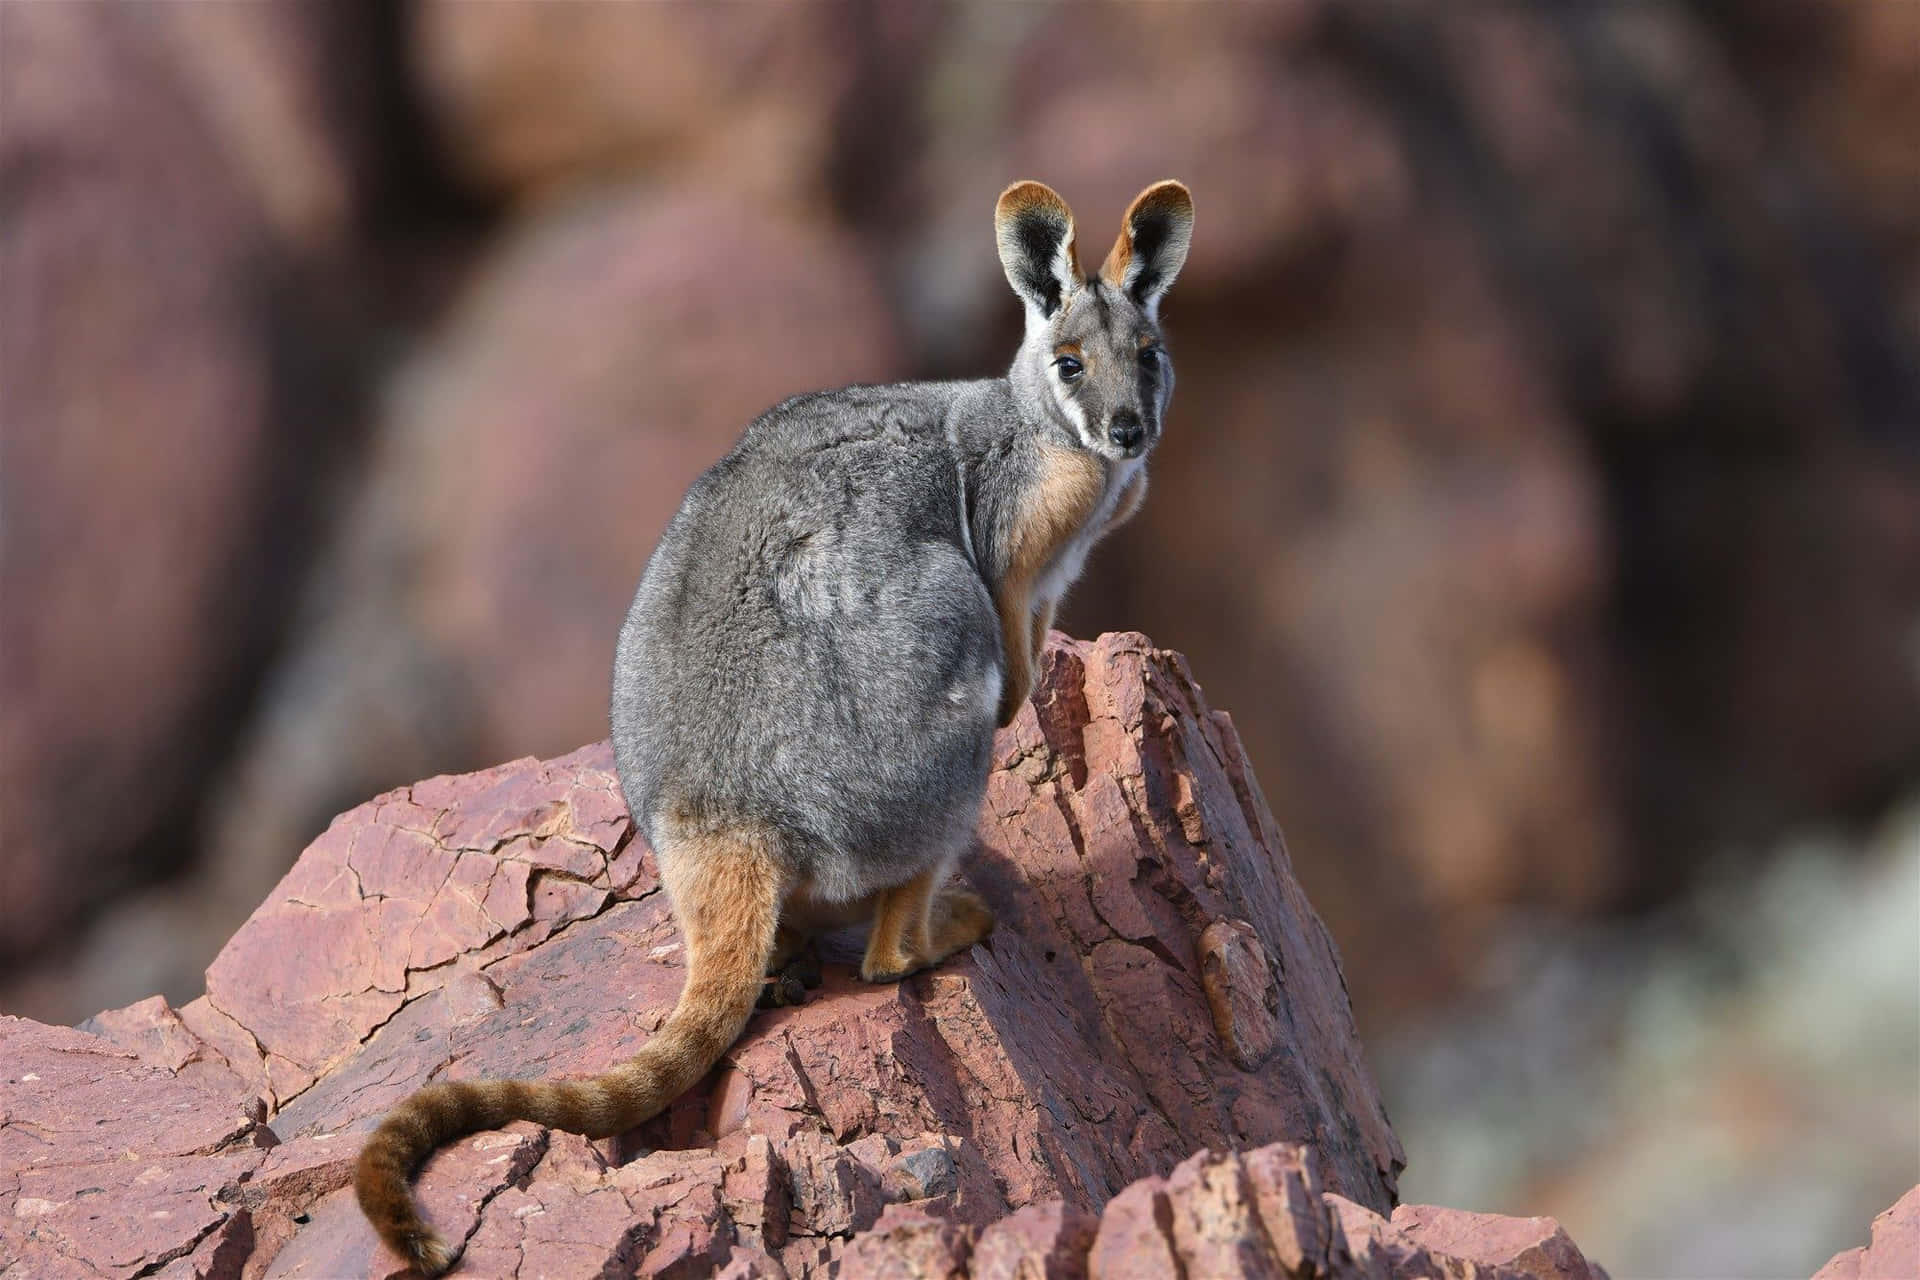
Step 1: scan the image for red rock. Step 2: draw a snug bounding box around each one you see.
[201,745,657,1105]
[839,1205,973,1280]
[1330,1192,1444,1279]
[1198,918,1282,1071]
[138,2,374,254]
[0,1017,268,1278]
[717,1247,793,1280]
[1084,1176,1183,1280]
[1086,1148,1340,1280]
[1074,1146,1614,1280]
[969,1203,1097,1280]
[1815,1184,1920,1280]
[1392,1204,1602,1280]
[0,634,1622,1279]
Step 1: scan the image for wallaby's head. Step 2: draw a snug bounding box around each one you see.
[996,180,1194,462]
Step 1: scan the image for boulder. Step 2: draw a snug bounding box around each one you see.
[3,634,1446,1277]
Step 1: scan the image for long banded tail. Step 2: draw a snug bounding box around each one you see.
[353,831,784,1275]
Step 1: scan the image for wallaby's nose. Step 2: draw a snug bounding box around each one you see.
[1108,411,1145,452]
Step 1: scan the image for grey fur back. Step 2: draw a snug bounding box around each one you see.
[613,380,1008,901]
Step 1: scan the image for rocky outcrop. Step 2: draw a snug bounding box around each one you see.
[0,634,1604,1278]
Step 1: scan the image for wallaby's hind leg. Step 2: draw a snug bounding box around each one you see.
[861,868,940,982]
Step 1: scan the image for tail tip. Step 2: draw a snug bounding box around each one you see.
[402,1231,458,1277]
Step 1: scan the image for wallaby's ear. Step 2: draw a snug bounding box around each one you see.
[1100,180,1194,318]
[996,181,1082,320]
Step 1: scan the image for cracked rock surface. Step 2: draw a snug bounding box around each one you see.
[3,633,1605,1277]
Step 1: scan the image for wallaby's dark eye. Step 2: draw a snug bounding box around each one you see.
[1139,344,1164,365]
[1053,355,1084,382]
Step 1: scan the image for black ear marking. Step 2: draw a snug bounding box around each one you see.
[1100,180,1194,312]
[1126,209,1174,301]
[996,181,1082,319]
[1014,214,1069,316]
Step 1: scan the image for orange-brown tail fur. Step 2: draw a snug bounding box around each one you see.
[353,832,784,1275]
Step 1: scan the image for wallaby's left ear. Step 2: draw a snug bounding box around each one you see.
[996,181,1082,320]
[1100,180,1194,318]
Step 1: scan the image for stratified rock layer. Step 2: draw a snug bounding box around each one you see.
[0,635,1603,1278]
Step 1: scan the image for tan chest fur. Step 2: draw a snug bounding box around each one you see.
[991,445,1131,725]
[1008,446,1108,597]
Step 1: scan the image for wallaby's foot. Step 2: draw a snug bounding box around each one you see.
[859,934,924,984]
[859,956,918,984]
[859,885,994,982]
[928,887,995,962]
[861,871,939,982]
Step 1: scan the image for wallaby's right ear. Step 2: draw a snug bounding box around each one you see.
[996,181,1081,320]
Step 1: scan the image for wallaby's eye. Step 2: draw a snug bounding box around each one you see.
[1139,344,1164,365]
[1053,355,1085,382]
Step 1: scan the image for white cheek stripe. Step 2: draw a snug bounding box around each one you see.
[1055,383,1097,449]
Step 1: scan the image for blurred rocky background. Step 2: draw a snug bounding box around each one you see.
[1,2,1914,1276]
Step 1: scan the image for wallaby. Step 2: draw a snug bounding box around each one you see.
[354,179,1193,1274]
